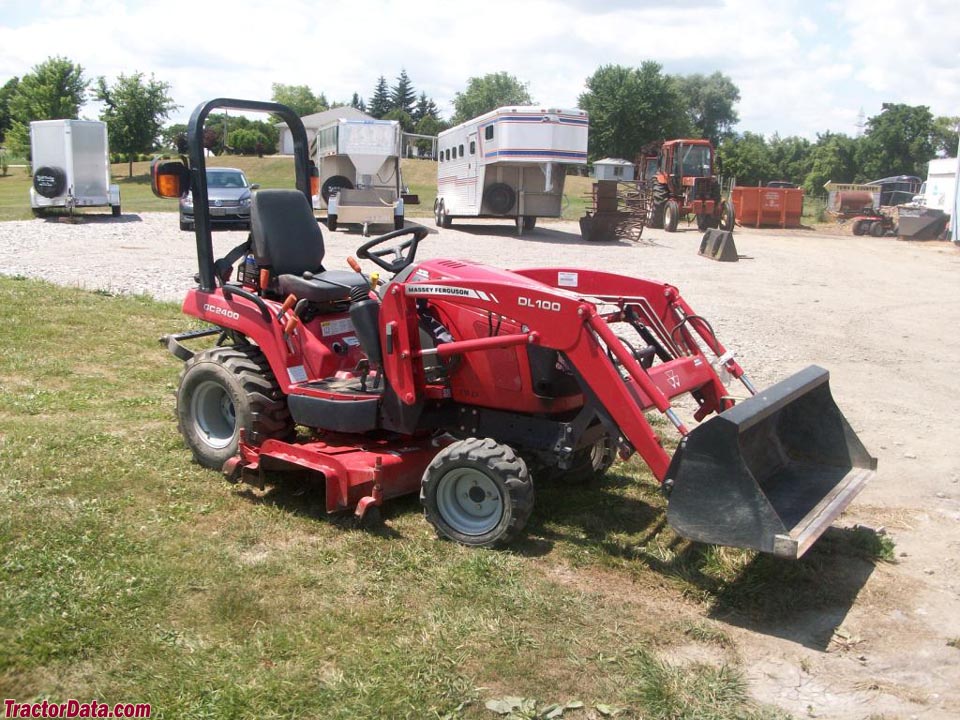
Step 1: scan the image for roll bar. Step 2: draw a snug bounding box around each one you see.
[186,98,312,292]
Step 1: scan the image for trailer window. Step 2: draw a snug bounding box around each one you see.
[445,149,451,161]
[458,144,464,157]
[469,141,476,154]
[485,125,494,141]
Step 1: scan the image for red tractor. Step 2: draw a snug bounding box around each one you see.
[151,99,874,558]
[641,139,735,233]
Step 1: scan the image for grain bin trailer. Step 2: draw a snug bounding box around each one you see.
[313,118,407,234]
[152,97,875,559]
[434,106,589,234]
[29,119,121,217]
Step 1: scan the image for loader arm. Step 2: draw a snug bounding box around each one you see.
[385,263,875,558]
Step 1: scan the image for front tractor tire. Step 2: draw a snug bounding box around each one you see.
[421,438,534,548]
[176,346,294,469]
[664,200,681,232]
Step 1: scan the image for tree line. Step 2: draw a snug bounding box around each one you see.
[1,56,956,192]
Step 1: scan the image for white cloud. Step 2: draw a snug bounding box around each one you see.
[0,0,956,139]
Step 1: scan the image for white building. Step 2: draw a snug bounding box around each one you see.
[593,158,634,182]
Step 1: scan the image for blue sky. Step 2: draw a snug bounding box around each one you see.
[1,0,957,140]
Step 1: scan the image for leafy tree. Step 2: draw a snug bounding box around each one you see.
[350,92,366,113]
[383,108,413,133]
[270,83,327,117]
[391,69,416,117]
[0,77,19,143]
[228,128,269,155]
[717,132,773,186]
[578,62,689,161]
[803,131,859,193]
[161,122,188,153]
[767,134,812,186]
[5,56,88,158]
[931,115,959,157]
[414,114,443,157]
[452,72,532,124]
[672,71,740,145]
[856,103,936,179]
[369,76,391,118]
[96,72,178,176]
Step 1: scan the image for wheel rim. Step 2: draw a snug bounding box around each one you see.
[436,467,504,536]
[434,200,441,225]
[590,439,610,471]
[191,380,236,449]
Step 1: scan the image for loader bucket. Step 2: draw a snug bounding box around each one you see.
[665,366,876,558]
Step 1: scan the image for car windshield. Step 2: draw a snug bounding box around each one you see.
[207,171,247,189]
[678,145,712,177]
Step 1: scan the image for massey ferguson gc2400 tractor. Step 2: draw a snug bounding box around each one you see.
[153,99,875,558]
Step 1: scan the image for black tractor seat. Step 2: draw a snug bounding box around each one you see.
[279,269,369,304]
[250,189,367,302]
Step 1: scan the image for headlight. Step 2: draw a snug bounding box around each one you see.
[182,192,193,208]
[239,197,251,207]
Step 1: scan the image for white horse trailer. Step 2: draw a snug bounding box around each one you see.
[434,106,588,234]
[314,118,405,234]
[29,119,121,217]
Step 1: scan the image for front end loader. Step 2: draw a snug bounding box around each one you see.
[153,98,874,558]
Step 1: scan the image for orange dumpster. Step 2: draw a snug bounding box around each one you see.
[732,187,804,228]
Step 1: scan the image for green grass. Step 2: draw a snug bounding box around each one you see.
[0,156,593,223]
[1,276,894,718]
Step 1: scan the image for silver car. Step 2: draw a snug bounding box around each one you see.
[179,167,259,231]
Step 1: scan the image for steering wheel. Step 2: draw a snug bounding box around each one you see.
[356,226,428,274]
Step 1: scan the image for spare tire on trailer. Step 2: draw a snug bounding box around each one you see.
[33,166,67,198]
[483,182,516,215]
[321,175,354,204]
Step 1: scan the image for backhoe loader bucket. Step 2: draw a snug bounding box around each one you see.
[665,365,876,558]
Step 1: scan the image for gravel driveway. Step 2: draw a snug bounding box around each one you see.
[3,211,960,718]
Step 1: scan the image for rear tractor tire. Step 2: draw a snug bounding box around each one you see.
[646,183,668,229]
[176,346,294,470]
[421,438,534,547]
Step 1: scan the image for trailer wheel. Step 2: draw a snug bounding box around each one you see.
[522,216,536,231]
[664,200,680,232]
[33,166,67,199]
[484,183,516,215]
[177,346,294,470]
[112,204,121,217]
[394,214,405,231]
[421,438,533,548]
[327,214,338,231]
[438,200,452,228]
[719,201,735,232]
[870,220,885,237]
[321,175,353,204]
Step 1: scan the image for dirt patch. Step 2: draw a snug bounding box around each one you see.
[2,213,959,718]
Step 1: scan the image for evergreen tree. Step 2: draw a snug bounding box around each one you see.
[390,69,416,117]
[413,92,440,123]
[350,92,366,113]
[369,76,391,118]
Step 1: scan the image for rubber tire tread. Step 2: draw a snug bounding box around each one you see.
[177,345,293,469]
[420,437,533,548]
[664,200,680,232]
[647,183,668,229]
